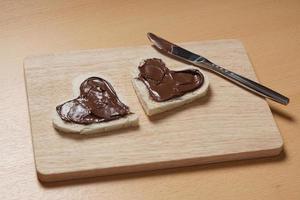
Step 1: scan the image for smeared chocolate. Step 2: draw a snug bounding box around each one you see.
[137,58,204,102]
[56,77,130,125]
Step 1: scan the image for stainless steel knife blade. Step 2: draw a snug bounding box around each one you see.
[147,32,289,105]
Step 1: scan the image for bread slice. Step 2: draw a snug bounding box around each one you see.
[131,65,209,116]
[52,74,139,134]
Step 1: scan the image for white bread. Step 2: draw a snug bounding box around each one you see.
[52,74,139,134]
[131,65,209,116]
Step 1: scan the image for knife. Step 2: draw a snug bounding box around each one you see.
[147,33,289,105]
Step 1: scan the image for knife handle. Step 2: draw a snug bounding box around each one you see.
[201,63,289,105]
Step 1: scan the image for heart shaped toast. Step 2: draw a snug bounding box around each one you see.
[132,58,209,116]
[53,75,138,134]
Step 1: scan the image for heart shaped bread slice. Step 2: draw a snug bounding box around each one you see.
[131,59,209,116]
[53,74,139,134]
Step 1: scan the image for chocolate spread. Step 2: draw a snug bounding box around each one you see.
[137,58,204,102]
[56,77,130,125]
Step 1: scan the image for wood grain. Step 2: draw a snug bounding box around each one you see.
[1,0,300,199]
[24,40,282,182]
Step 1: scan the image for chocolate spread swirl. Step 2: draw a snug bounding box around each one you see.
[56,77,130,125]
[137,58,204,102]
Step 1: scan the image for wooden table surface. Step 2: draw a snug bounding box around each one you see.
[0,0,299,199]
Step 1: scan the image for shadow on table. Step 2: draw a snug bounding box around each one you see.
[40,150,286,188]
[269,104,295,122]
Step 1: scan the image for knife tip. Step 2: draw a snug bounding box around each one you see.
[146,32,163,50]
[147,32,155,42]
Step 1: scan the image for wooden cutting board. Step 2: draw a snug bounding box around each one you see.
[24,39,283,182]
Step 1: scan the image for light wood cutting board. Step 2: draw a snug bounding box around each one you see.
[24,40,283,182]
